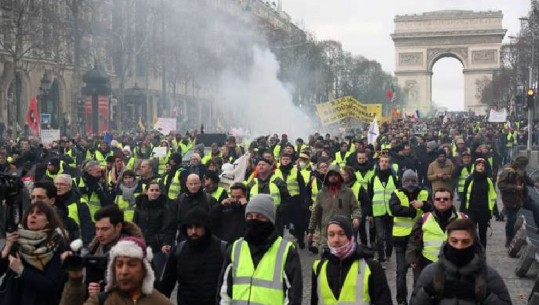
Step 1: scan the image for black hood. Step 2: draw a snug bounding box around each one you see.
[181,206,211,236]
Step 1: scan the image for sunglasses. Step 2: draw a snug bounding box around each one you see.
[435,197,451,202]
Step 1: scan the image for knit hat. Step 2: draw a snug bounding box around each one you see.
[245,194,276,224]
[105,236,154,295]
[47,157,60,168]
[427,141,438,150]
[122,145,131,153]
[514,156,529,167]
[327,215,354,240]
[402,169,418,183]
[475,158,487,166]
[299,152,310,160]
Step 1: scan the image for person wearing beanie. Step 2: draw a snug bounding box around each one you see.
[389,169,432,305]
[367,154,399,264]
[308,164,361,251]
[461,158,497,249]
[122,145,135,170]
[60,236,173,305]
[43,156,69,182]
[411,219,511,305]
[427,148,455,193]
[162,153,183,200]
[311,215,392,305]
[245,157,289,235]
[452,150,474,203]
[217,194,303,305]
[160,207,225,305]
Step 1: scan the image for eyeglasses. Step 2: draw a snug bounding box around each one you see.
[435,197,451,202]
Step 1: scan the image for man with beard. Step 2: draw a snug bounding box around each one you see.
[410,219,511,305]
[174,173,217,242]
[461,158,496,249]
[217,194,303,305]
[54,174,94,245]
[427,149,455,192]
[94,140,113,167]
[75,160,114,219]
[275,153,306,248]
[159,207,226,305]
[308,165,361,251]
[389,170,432,305]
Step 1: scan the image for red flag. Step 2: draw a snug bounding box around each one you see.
[25,96,40,136]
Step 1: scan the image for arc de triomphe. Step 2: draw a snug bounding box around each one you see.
[391,10,507,116]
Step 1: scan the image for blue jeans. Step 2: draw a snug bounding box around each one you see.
[505,207,519,240]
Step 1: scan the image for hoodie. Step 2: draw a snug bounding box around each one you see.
[159,207,225,305]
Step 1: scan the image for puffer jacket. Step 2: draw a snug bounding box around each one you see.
[410,243,511,305]
[133,194,176,252]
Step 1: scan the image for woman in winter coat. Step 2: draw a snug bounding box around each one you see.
[311,216,392,305]
[133,181,175,279]
[0,201,68,305]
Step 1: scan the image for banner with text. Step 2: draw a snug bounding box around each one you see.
[316,96,372,125]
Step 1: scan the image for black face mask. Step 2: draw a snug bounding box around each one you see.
[444,243,476,267]
[244,220,275,246]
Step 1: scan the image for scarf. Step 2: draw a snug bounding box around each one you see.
[17,227,61,271]
[329,237,356,260]
[120,182,138,205]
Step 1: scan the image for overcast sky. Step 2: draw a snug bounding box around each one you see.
[282,0,530,111]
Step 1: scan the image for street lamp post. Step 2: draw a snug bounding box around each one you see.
[520,17,535,159]
[81,64,111,136]
[39,72,51,129]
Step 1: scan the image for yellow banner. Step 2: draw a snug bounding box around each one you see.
[316,96,372,125]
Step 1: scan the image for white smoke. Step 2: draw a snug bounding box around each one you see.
[216,47,313,140]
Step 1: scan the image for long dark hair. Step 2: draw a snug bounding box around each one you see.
[21,201,67,241]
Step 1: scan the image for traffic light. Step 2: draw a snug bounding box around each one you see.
[527,88,535,110]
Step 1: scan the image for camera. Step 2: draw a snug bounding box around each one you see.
[0,171,24,233]
[63,240,108,285]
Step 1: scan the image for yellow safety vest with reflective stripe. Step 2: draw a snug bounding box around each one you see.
[506,133,516,147]
[371,175,396,217]
[350,181,361,199]
[392,190,429,237]
[202,151,223,165]
[125,157,135,170]
[231,237,291,305]
[464,178,497,211]
[67,202,80,225]
[46,161,68,181]
[249,175,282,205]
[65,149,76,168]
[211,187,226,201]
[314,259,370,305]
[275,168,300,197]
[381,143,391,150]
[355,169,374,191]
[95,150,112,167]
[311,178,320,203]
[115,191,140,222]
[272,145,281,158]
[334,151,351,168]
[154,148,171,175]
[300,168,311,186]
[167,170,183,200]
[179,140,194,155]
[75,178,101,220]
[457,166,472,193]
[422,212,464,262]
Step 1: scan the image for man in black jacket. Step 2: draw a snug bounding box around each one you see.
[174,173,217,241]
[159,207,225,305]
[217,194,303,305]
[211,182,248,243]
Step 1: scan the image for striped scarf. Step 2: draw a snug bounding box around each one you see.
[17,227,61,271]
